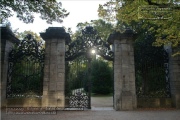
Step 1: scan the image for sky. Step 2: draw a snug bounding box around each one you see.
[8,0,108,35]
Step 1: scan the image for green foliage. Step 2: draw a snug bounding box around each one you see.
[11,60,43,96]
[65,56,88,95]
[65,57,113,95]
[91,59,113,94]
[0,0,69,24]
[7,34,44,97]
[134,34,169,97]
[15,30,43,41]
[74,19,114,41]
[98,0,180,56]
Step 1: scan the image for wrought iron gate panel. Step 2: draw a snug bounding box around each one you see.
[6,34,45,98]
[65,26,113,109]
[65,26,113,61]
[65,56,90,109]
[135,38,171,98]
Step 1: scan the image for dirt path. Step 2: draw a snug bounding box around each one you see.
[91,96,113,107]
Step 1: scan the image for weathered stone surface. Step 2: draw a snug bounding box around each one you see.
[1,36,19,107]
[40,27,67,108]
[169,52,180,108]
[112,30,137,111]
[121,91,133,110]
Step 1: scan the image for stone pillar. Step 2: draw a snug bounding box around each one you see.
[40,27,70,108]
[108,28,137,110]
[1,27,19,107]
[168,48,180,108]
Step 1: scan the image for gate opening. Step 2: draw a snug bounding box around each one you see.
[65,26,114,110]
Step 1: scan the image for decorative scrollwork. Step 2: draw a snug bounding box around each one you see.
[6,34,45,98]
[69,91,89,108]
[65,26,114,61]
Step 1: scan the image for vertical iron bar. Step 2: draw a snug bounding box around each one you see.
[87,58,91,109]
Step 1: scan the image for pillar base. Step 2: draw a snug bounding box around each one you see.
[115,91,137,111]
[172,94,180,109]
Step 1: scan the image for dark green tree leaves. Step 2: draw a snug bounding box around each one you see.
[0,0,69,24]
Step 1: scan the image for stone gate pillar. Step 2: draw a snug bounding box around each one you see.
[40,27,70,108]
[1,27,19,107]
[168,48,180,108]
[108,28,137,110]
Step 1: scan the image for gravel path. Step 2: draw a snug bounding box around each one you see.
[91,96,113,107]
[2,109,180,120]
[1,97,180,120]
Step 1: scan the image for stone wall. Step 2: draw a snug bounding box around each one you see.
[137,98,172,108]
[6,98,42,107]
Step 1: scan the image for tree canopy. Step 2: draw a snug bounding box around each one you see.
[0,0,69,24]
[98,0,180,56]
[73,19,114,41]
[15,30,43,41]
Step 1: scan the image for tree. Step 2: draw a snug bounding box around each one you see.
[0,0,69,24]
[91,59,113,94]
[74,19,114,41]
[7,34,45,97]
[15,30,43,41]
[98,0,180,56]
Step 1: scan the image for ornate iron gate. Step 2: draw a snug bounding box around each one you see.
[65,26,113,109]
[6,34,45,98]
[65,56,90,109]
[135,36,171,98]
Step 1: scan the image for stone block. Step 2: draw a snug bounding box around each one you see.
[130,57,134,65]
[44,66,49,72]
[114,72,122,80]
[50,64,56,71]
[51,42,57,46]
[48,99,57,107]
[44,82,49,87]
[58,52,65,57]
[58,68,65,73]
[43,90,48,95]
[122,64,129,68]
[7,98,42,107]
[49,82,56,91]
[129,73,135,82]
[58,73,64,80]
[114,44,120,52]
[57,64,65,69]
[56,81,64,86]
[121,44,130,51]
[57,85,64,91]
[44,74,49,79]
[114,82,123,92]
[43,85,48,91]
[175,94,180,108]
[57,46,65,52]
[122,59,130,65]
[121,91,133,110]
[122,51,130,56]
[58,57,65,62]
[121,69,129,76]
[119,39,128,44]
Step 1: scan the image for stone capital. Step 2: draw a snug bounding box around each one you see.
[40,27,71,44]
[108,28,137,44]
[1,27,20,44]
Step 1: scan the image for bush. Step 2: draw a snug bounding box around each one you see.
[91,60,113,94]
